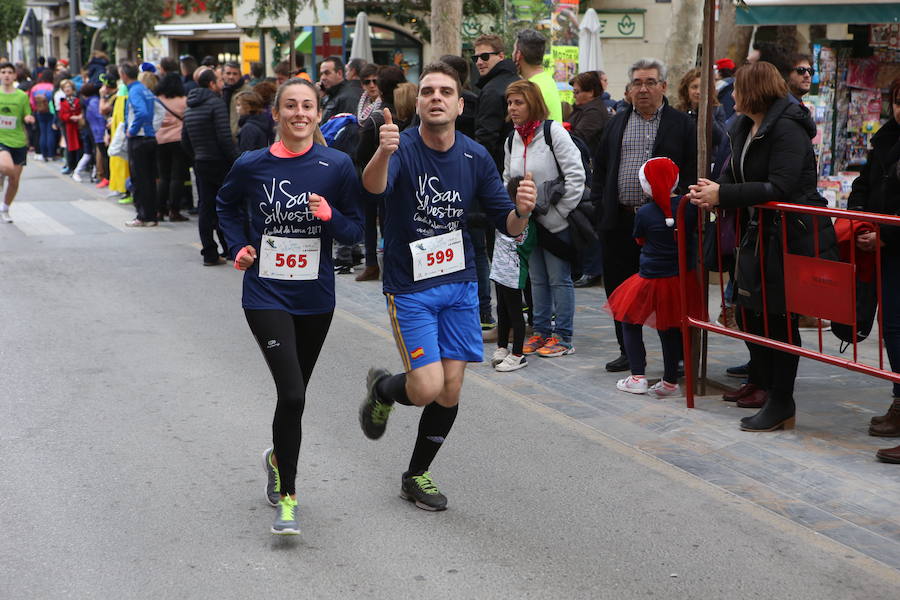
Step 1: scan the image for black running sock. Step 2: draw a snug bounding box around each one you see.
[376,373,413,406]
[407,402,459,475]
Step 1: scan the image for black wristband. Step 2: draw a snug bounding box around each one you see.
[514,207,530,219]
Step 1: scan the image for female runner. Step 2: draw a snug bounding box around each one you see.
[217,78,364,535]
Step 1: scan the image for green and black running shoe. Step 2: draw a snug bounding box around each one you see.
[271,495,300,535]
[360,367,393,440]
[401,471,448,511]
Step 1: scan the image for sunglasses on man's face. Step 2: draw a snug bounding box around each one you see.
[363,78,378,85]
[794,67,815,76]
[471,52,500,63]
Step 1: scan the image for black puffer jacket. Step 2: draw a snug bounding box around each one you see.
[847,118,900,255]
[181,87,237,164]
[237,112,274,153]
[719,96,838,313]
[474,59,520,174]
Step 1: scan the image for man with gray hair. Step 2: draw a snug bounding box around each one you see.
[590,57,697,372]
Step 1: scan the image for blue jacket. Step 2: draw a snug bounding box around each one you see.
[84,96,106,144]
[126,80,156,137]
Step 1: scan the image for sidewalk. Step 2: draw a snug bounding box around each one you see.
[336,271,900,572]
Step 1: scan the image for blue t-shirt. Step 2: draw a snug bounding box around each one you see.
[217,144,364,315]
[369,127,514,295]
[633,195,698,279]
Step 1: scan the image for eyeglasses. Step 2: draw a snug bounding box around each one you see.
[472,52,501,63]
[630,79,660,90]
[362,78,377,85]
[794,67,815,76]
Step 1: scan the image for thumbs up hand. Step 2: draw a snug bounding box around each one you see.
[378,108,400,156]
[515,172,536,218]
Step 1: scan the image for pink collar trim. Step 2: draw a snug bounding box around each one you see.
[270,140,314,158]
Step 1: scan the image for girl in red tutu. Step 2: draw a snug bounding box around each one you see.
[604,157,703,398]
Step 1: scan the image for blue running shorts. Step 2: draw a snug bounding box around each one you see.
[385,281,483,372]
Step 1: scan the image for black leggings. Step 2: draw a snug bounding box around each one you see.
[244,309,333,496]
[496,282,526,355]
[622,323,682,384]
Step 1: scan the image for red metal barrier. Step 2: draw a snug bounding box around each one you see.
[677,199,900,408]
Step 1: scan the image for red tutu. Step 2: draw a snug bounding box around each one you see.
[604,273,704,330]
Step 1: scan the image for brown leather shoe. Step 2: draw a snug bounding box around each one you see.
[869,399,900,437]
[169,211,188,222]
[355,265,380,282]
[723,383,761,403]
[871,399,900,426]
[736,388,769,409]
[876,445,900,463]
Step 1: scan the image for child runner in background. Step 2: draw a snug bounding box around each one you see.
[489,175,536,372]
[605,157,702,398]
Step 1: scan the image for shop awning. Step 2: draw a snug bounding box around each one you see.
[736,0,900,25]
[294,30,312,53]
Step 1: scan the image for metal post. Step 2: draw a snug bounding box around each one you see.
[68,0,80,72]
[259,30,267,76]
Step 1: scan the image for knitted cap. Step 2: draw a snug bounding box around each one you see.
[638,157,680,227]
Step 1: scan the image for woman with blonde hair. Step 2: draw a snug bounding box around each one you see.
[217,78,363,534]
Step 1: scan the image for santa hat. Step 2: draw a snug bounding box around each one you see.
[638,157,680,227]
[715,58,736,71]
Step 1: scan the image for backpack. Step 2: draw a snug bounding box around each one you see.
[506,121,592,183]
[320,113,359,159]
[506,120,598,247]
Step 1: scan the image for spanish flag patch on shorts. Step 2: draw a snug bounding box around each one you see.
[410,347,425,359]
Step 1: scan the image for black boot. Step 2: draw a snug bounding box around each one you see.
[740,396,796,432]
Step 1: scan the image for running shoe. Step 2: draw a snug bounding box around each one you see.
[71,170,85,183]
[262,448,280,507]
[95,178,109,188]
[490,347,510,367]
[271,495,300,535]
[495,353,527,372]
[647,381,682,399]
[536,337,575,357]
[401,471,447,511]
[616,375,648,394]
[360,367,393,440]
[0,210,11,224]
[522,334,547,354]
[480,314,496,331]
[117,195,133,205]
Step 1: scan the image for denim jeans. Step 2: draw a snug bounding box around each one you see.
[882,252,900,397]
[469,224,492,318]
[36,113,56,159]
[529,228,575,342]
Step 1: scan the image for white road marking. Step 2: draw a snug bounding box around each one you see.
[70,199,135,232]
[8,203,74,236]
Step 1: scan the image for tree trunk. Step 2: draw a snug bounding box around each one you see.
[289,21,296,72]
[431,0,463,59]
[715,0,754,64]
[664,0,705,91]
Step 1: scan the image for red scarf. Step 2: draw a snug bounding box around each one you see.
[514,120,540,147]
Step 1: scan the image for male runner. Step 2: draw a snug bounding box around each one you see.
[359,62,536,511]
[0,62,35,223]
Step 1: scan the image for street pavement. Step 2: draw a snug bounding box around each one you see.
[2,158,900,599]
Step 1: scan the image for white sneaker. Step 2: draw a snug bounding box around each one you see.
[648,380,681,399]
[495,353,527,372]
[616,375,648,394]
[0,210,11,224]
[72,170,84,183]
[490,347,510,367]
